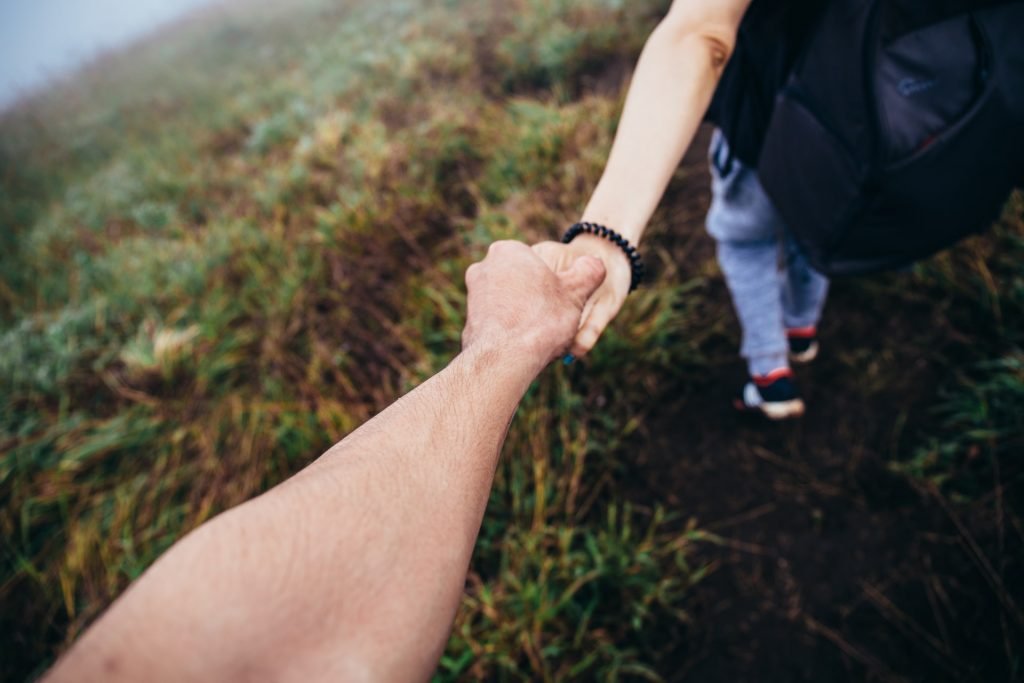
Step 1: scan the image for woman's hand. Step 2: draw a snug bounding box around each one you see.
[532,234,634,358]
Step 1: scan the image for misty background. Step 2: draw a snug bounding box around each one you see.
[0,0,216,108]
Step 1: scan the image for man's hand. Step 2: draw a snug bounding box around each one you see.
[531,235,633,358]
[462,240,606,368]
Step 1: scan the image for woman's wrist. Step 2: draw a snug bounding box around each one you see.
[562,223,644,292]
[579,206,646,245]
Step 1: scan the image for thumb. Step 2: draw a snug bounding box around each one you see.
[557,255,606,308]
[570,293,620,358]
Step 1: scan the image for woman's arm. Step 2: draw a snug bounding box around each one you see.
[535,0,751,357]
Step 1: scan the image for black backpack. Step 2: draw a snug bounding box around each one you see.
[707,0,1024,276]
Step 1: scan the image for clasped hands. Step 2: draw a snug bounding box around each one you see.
[462,236,634,369]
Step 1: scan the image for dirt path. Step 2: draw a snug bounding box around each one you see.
[624,130,1024,682]
[635,387,1011,681]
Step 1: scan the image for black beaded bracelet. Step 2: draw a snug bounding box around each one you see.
[561,222,645,293]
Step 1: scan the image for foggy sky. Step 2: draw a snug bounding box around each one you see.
[0,0,216,108]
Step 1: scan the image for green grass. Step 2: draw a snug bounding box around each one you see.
[887,203,1024,499]
[1,0,1022,680]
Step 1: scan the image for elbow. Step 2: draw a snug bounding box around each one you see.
[650,15,738,73]
[697,29,735,71]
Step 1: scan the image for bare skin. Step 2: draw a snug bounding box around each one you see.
[43,242,605,683]
[533,0,752,357]
[42,2,755,677]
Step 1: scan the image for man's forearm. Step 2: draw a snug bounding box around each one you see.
[581,13,742,244]
[47,342,541,683]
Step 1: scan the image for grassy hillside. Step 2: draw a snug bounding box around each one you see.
[2,0,1022,681]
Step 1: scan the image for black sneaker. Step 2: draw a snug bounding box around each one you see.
[733,368,805,420]
[787,326,819,364]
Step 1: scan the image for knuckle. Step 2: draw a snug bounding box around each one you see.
[488,240,515,254]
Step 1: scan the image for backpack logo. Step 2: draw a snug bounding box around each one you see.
[897,77,938,96]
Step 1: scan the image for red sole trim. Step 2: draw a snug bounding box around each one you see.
[786,326,817,339]
[753,367,794,387]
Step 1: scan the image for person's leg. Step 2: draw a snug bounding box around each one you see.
[706,130,789,378]
[715,241,788,375]
[707,130,804,418]
[780,234,829,363]
[781,234,829,333]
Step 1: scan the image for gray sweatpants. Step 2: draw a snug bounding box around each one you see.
[706,130,829,377]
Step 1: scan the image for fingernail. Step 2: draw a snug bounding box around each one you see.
[563,354,575,365]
